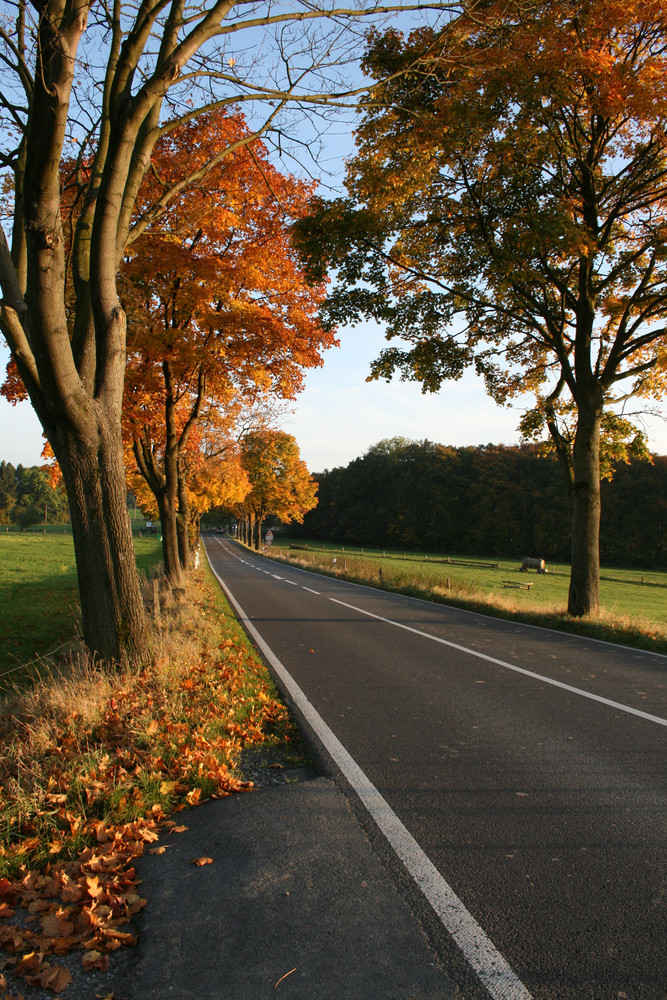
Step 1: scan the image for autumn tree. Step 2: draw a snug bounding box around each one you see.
[297,1,667,615]
[237,430,317,548]
[0,1,463,663]
[129,420,250,555]
[121,110,333,585]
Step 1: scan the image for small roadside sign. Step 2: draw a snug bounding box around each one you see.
[265,530,274,545]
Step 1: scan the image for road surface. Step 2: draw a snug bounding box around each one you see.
[204,536,666,1000]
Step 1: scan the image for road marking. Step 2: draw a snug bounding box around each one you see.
[205,547,533,1000]
[328,598,667,728]
[212,538,665,727]
[303,587,321,595]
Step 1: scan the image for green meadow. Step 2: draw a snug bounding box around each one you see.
[0,532,163,685]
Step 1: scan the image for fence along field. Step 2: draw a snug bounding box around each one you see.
[266,538,667,654]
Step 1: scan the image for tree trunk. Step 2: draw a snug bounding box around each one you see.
[176,468,192,572]
[160,442,185,588]
[132,434,184,588]
[567,400,602,616]
[158,489,184,588]
[54,419,148,664]
[157,364,186,586]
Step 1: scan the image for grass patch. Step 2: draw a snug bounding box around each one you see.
[0,534,163,686]
[268,539,667,655]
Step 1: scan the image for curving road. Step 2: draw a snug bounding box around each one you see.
[204,535,667,1000]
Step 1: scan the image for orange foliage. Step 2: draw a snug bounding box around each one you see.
[121,109,334,542]
[240,429,318,525]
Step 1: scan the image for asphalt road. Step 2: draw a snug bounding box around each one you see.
[204,536,667,1000]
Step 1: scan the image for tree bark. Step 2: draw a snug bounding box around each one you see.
[54,417,148,663]
[132,433,184,589]
[567,399,602,615]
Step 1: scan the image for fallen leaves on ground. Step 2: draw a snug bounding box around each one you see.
[0,572,299,992]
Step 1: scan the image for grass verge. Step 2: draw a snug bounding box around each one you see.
[0,559,306,996]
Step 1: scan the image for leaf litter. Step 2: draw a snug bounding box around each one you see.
[0,570,303,995]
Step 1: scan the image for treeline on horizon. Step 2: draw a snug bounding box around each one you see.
[289,439,667,569]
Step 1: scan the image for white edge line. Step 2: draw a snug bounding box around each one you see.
[204,542,533,1000]
[327,598,667,728]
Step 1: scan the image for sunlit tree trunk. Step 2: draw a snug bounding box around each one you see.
[567,399,602,615]
[176,468,193,572]
[133,433,184,589]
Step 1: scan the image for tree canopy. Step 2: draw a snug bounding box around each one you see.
[295,0,667,614]
[0,461,69,528]
[120,109,334,583]
[237,429,318,547]
[293,437,667,569]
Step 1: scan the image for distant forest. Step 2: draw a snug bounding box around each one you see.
[0,461,69,528]
[290,439,667,569]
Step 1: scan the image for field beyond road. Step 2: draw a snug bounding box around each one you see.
[266,538,667,655]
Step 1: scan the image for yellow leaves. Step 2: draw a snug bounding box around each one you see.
[190,856,213,867]
[85,875,103,899]
[185,787,202,807]
[45,793,67,806]
[81,948,109,971]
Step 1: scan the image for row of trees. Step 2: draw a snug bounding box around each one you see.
[133,428,319,553]
[4,106,327,589]
[0,461,68,528]
[292,439,667,569]
[116,110,332,585]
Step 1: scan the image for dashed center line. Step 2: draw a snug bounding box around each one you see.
[218,540,666,728]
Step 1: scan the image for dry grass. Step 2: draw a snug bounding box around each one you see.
[0,565,299,873]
